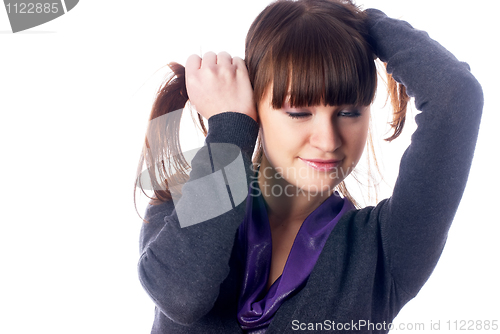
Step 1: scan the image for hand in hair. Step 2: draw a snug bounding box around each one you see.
[185,51,258,123]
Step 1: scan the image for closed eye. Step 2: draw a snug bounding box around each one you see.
[338,110,361,118]
[286,112,311,119]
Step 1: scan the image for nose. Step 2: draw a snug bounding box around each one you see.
[310,118,342,153]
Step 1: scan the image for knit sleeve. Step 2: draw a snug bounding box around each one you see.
[137,112,259,325]
[365,9,483,297]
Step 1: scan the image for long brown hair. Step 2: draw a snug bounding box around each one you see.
[134,0,409,220]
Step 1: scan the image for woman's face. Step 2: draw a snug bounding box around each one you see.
[257,85,371,196]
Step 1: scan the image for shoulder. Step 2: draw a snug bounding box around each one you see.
[146,197,175,220]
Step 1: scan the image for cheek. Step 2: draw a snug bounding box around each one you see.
[341,120,370,161]
[259,114,280,163]
[260,114,296,152]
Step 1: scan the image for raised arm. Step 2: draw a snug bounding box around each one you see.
[138,52,259,325]
[365,9,484,296]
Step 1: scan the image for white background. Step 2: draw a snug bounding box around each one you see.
[0,1,498,333]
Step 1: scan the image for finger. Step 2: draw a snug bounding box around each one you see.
[185,54,201,75]
[201,51,217,68]
[217,51,233,65]
[232,56,249,73]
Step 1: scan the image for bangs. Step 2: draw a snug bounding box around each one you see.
[252,9,377,109]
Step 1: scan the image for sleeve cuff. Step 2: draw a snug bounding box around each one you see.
[206,112,259,155]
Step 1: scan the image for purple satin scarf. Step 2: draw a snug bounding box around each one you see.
[236,182,355,332]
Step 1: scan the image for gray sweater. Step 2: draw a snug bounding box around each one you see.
[138,8,483,334]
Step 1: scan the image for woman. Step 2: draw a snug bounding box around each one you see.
[135,0,483,332]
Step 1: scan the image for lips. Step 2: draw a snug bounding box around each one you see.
[299,157,342,171]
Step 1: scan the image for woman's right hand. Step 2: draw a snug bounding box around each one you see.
[185,51,258,123]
